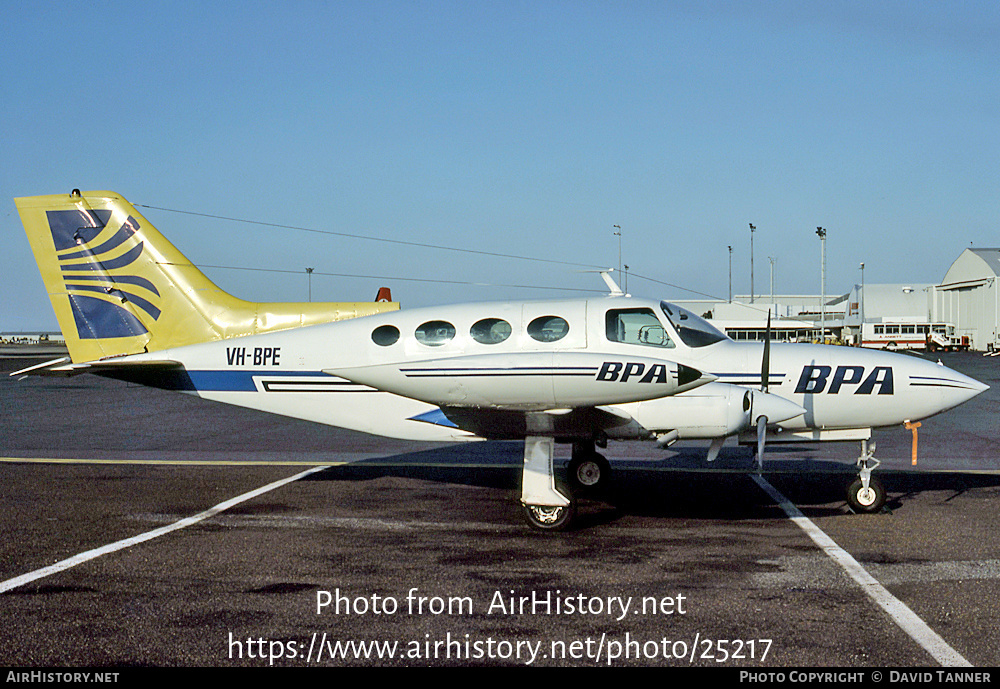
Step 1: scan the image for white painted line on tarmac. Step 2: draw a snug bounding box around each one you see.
[0,465,329,594]
[752,474,972,668]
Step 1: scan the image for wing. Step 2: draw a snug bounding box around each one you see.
[421,404,638,440]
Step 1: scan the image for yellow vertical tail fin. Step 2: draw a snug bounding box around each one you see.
[15,190,398,363]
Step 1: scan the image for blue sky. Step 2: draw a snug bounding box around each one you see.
[3,1,998,330]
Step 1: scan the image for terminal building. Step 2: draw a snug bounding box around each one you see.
[671,247,1000,352]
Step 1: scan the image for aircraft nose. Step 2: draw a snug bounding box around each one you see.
[913,360,990,413]
[959,371,990,400]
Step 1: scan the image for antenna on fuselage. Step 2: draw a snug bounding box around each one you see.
[598,269,625,297]
[576,268,627,296]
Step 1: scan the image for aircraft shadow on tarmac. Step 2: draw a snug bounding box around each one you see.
[302,442,1000,527]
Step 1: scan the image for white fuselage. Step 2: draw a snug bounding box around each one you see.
[115,296,988,443]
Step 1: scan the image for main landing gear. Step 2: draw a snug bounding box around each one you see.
[520,436,575,530]
[566,441,612,496]
[520,438,611,530]
[846,439,886,513]
[519,436,889,528]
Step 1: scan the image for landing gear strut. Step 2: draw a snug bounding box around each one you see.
[847,439,886,513]
[520,436,575,530]
[519,436,615,530]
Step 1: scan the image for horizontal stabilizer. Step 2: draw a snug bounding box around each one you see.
[10,357,182,378]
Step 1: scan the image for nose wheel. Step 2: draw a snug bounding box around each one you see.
[847,476,886,512]
[847,440,887,513]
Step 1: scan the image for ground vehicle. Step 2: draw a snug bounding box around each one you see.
[860,321,968,351]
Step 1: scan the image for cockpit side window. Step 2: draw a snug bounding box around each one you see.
[660,302,728,348]
[605,308,675,348]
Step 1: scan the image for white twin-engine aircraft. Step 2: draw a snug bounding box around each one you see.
[14,191,989,530]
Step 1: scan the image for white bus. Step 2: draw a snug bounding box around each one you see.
[860,321,969,351]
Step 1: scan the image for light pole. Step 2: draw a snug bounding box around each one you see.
[749,223,755,303]
[306,267,314,302]
[816,228,827,342]
[728,245,733,303]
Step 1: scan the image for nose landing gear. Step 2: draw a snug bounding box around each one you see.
[847,439,886,513]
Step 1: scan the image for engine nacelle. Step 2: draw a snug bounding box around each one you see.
[613,384,749,439]
[609,384,806,441]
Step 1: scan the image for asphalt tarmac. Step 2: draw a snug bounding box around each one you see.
[0,352,997,668]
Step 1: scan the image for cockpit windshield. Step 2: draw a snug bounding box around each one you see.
[660,301,728,348]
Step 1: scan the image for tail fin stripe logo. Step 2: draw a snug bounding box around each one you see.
[45,209,111,250]
[63,284,162,321]
[60,241,144,272]
[54,273,160,297]
[57,222,140,261]
[45,210,161,340]
[68,295,148,339]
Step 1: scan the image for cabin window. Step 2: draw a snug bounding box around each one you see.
[605,308,674,348]
[415,320,456,346]
[470,318,512,345]
[527,315,569,343]
[371,325,400,346]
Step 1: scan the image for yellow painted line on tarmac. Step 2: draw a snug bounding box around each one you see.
[0,456,346,467]
[0,456,510,469]
[3,456,1000,474]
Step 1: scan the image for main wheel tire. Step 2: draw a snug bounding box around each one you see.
[846,476,886,513]
[567,453,611,495]
[522,502,575,531]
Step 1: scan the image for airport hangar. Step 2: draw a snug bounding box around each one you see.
[670,247,1000,352]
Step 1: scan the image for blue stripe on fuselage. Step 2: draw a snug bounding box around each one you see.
[96,368,326,392]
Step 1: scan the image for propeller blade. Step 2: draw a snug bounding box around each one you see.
[761,310,771,393]
[707,436,725,462]
[755,311,772,472]
[756,415,767,472]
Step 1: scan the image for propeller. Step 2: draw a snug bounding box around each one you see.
[755,310,771,472]
[708,310,805,465]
